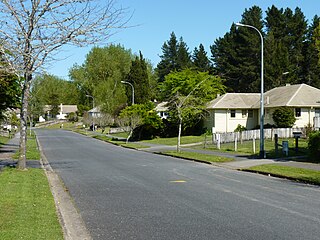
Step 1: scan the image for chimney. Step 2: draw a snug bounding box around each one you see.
[286,83,291,86]
[266,96,270,105]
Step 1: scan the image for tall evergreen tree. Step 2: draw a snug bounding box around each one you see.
[126,52,150,104]
[156,32,179,82]
[211,6,264,92]
[265,5,291,88]
[176,37,192,69]
[156,32,191,82]
[192,44,211,72]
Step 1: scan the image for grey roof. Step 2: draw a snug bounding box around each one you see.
[155,102,169,112]
[207,84,320,110]
[253,84,320,108]
[207,93,260,109]
[88,106,101,113]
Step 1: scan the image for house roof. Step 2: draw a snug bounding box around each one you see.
[207,84,320,109]
[61,105,78,113]
[88,106,101,113]
[44,104,78,113]
[253,84,320,108]
[207,93,260,109]
[155,102,169,112]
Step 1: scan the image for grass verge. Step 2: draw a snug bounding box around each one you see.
[12,132,40,160]
[92,135,149,149]
[0,135,10,146]
[195,138,308,158]
[162,151,234,163]
[244,164,320,185]
[142,135,204,146]
[0,168,63,240]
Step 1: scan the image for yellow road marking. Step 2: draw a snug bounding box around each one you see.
[170,180,186,183]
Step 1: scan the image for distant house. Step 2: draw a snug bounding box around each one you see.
[88,106,101,118]
[205,84,320,133]
[41,104,78,121]
[154,101,169,119]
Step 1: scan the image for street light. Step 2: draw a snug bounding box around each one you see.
[121,81,135,105]
[86,94,95,131]
[236,22,265,158]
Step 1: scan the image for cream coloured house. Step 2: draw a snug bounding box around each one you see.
[205,84,320,133]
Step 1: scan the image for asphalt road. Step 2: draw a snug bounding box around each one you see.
[36,129,320,240]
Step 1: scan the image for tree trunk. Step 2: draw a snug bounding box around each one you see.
[177,122,182,153]
[17,74,32,170]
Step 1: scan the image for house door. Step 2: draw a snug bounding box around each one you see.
[316,109,320,117]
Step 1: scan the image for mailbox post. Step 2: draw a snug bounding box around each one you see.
[293,131,302,153]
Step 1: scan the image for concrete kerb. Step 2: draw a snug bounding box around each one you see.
[36,135,92,240]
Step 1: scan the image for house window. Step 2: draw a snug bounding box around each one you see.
[248,110,253,118]
[295,108,301,117]
[242,110,247,118]
[230,110,236,118]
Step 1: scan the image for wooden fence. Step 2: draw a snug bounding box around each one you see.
[211,127,305,144]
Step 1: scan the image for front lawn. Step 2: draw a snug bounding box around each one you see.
[0,168,63,240]
[245,164,320,185]
[196,138,308,158]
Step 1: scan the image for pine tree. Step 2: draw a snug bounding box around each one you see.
[156,32,191,82]
[127,52,150,104]
[192,44,211,72]
[156,32,179,82]
[176,37,192,69]
[211,6,264,93]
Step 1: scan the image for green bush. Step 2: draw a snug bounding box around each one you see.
[308,131,320,162]
[272,107,296,128]
[234,124,246,132]
[67,112,78,122]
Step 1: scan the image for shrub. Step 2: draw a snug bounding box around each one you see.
[234,124,246,132]
[308,131,320,162]
[67,112,78,122]
[272,107,296,128]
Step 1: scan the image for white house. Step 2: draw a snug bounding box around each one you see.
[41,104,78,121]
[206,84,320,133]
[88,106,101,118]
[154,101,169,119]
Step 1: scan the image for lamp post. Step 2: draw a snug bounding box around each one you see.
[121,81,135,105]
[86,94,95,131]
[236,22,265,158]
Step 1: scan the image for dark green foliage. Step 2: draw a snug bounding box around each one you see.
[211,5,320,92]
[308,131,320,162]
[119,102,164,140]
[67,112,78,122]
[234,124,247,132]
[272,107,296,128]
[211,6,264,92]
[192,44,212,72]
[0,59,21,118]
[156,32,191,82]
[126,52,150,104]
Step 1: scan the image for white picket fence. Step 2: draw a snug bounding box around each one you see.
[211,128,304,144]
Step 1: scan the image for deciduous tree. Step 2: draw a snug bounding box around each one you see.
[0,0,130,169]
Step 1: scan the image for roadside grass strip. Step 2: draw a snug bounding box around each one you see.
[245,164,320,185]
[142,135,204,146]
[93,135,149,149]
[0,135,9,146]
[12,132,40,160]
[162,151,234,163]
[0,168,63,240]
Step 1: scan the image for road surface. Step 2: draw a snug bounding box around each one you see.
[36,129,320,240]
